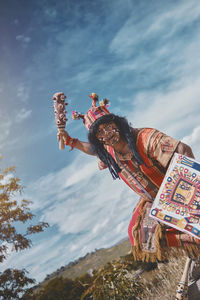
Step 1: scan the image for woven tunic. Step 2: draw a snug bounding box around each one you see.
[107,128,179,200]
[99,128,200,261]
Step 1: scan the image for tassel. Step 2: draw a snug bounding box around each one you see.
[99,98,110,107]
[72,111,85,120]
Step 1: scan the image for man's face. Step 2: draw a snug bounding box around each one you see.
[96,122,120,146]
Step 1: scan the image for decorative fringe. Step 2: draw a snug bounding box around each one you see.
[130,199,164,262]
[132,229,200,263]
[131,223,165,263]
[130,198,200,263]
[72,110,84,120]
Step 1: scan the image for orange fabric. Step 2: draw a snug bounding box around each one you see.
[137,128,179,168]
[100,128,200,258]
[137,128,179,188]
[104,129,179,201]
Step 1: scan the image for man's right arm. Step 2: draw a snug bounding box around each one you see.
[57,130,95,156]
[73,139,95,155]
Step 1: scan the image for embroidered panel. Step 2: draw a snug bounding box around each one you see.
[150,153,200,240]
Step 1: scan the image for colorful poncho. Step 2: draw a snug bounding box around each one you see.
[100,128,200,261]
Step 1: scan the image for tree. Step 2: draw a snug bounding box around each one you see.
[0,162,49,299]
[25,276,89,300]
[0,268,35,300]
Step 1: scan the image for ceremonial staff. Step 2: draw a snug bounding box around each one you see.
[175,257,192,300]
[52,92,68,150]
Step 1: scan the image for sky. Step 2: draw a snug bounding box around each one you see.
[1,0,200,284]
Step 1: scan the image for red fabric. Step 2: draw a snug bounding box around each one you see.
[128,205,200,249]
[165,229,181,247]
[128,201,142,246]
[102,128,200,254]
[106,129,179,200]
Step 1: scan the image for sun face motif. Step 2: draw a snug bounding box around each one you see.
[158,165,200,216]
[151,154,200,238]
[171,179,196,206]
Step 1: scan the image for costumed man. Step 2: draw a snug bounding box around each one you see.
[57,93,200,299]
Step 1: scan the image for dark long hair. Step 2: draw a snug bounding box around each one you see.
[88,114,144,180]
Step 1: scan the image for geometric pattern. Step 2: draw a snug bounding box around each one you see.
[150,153,200,239]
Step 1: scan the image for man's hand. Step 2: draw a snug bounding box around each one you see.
[57,129,70,144]
[176,142,195,159]
[57,129,95,156]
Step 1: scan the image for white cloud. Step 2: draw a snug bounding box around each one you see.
[26,154,98,210]
[0,106,32,149]
[15,108,32,123]
[70,70,95,84]
[96,0,200,107]
[12,152,137,281]
[0,153,137,282]
[17,84,30,103]
[148,0,200,35]
[1,234,63,283]
[16,35,31,44]
[0,113,12,149]
[182,126,200,161]
[126,77,200,139]
[109,0,200,58]
[0,173,13,185]
[44,8,57,18]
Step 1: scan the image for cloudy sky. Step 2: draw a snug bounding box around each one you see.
[1,0,200,283]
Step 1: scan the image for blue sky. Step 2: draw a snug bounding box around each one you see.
[1,0,200,283]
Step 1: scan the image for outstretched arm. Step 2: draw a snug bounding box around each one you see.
[57,130,95,156]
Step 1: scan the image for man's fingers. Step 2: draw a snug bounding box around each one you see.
[57,130,69,143]
[57,132,67,142]
[57,132,62,142]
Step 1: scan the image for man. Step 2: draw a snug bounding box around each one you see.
[57,93,200,298]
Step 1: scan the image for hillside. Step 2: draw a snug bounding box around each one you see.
[42,238,131,282]
[27,238,188,300]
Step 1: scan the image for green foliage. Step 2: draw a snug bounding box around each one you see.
[0,268,35,300]
[81,257,145,300]
[25,277,88,300]
[0,163,49,299]
[30,253,157,300]
[0,165,48,262]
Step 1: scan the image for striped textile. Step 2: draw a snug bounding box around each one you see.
[83,105,110,130]
[107,128,179,200]
[105,128,200,260]
[128,197,200,262]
